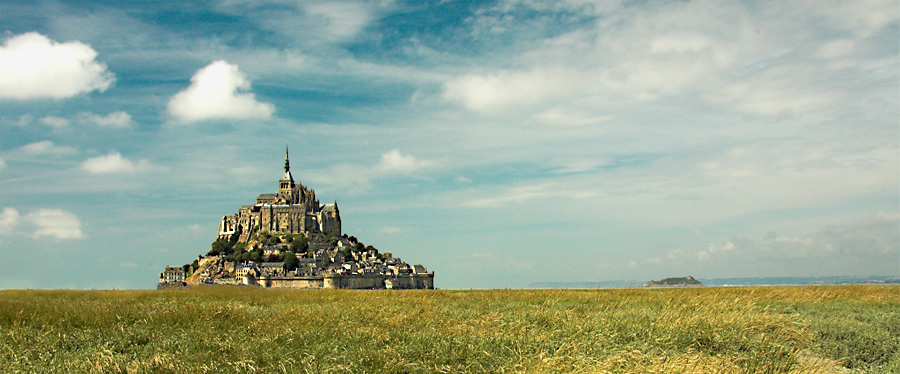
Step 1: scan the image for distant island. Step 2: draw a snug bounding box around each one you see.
[643,275,703,288]
[159,147,434,290]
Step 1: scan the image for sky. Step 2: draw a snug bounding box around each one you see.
[0,0,897,289]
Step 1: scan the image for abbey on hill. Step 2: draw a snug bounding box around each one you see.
[217,147,341,243]
[160,147,434,289]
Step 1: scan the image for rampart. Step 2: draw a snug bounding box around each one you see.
[257,273,434,289]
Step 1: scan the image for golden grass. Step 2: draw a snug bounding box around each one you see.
[1,286,897,373]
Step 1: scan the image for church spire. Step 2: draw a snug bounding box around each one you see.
[284,143,290,172]
[280,143,295,193]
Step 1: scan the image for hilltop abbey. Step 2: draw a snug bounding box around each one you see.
[160,146,433,290]
[217,148,341,242]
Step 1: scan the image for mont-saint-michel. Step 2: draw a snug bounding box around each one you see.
[159,147,434,289]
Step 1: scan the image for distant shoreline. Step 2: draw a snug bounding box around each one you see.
[529,275,900,289]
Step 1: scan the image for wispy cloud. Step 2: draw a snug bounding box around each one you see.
[40,116,70,129]
[77,111,135,129]
[307,149,434,192]
[79,151,156,175]
[19,141,78,156]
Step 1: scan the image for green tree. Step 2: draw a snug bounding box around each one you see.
[341,247,353,261]
[290,236,309,253]
[283,251,299,271]
[209,238,232,256]
[325,234,338,246]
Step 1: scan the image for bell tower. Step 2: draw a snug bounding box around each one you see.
[279,145,295,202]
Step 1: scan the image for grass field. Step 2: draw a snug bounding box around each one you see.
[1,286,897,373]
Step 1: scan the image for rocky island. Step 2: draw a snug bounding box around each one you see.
[160,147,434,289]
[643,275,703,288]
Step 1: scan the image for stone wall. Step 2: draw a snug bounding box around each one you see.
[259,273,435,289]
[265,276,325,289]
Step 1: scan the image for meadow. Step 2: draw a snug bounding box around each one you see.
[0,286,897,373]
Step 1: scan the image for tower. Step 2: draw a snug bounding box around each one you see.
[279,145,295,202]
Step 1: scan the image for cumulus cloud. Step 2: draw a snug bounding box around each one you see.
[0,207,19,235]
[167,60,275,123]
[77,111,135,129]
[20,140,78,155]
[80,151,154,175]
[0,32,114,100]
[24,209,86,240]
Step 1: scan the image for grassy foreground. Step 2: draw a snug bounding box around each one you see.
[1,286,897,373]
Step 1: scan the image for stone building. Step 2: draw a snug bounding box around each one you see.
[218,147,341,242]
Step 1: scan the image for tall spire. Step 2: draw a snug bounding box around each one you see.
[280,143,295,188]
[284,143,290,172]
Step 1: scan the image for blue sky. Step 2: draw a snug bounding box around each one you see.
[0,0,897,289]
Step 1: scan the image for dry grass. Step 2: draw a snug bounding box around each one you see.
[1,286,896,373]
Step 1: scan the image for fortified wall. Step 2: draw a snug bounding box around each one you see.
[252,273,434,289]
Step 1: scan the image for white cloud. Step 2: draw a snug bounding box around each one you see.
[167,60,275,123]
[40,116,70,128]
[214,0,388,45]
[20,141,78,155]
[77,111,135,129]
[443,0,897,121]
[304,1,377,41]
[441,68,575,113]
[376,149,430,174]
[0,207,20,235]
[0,157,6,172]
[0,32,114,100]
[462,182,558,208]
[80,151,154,175]
[24,209,86,240]
[305,149,433,192]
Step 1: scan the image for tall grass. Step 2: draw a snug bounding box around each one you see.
[1,286,896,373]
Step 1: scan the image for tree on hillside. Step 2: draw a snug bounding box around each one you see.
[325,234,339,246]
[209,238,232,256]
[290,236,309,253]
[283,251,299,271]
